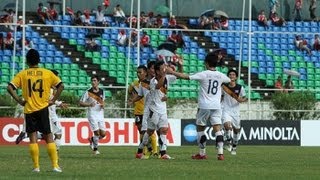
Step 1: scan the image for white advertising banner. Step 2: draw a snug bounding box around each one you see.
[301,120,320,146]
[58,118,181,146]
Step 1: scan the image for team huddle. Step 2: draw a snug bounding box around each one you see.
[9,49,246,173]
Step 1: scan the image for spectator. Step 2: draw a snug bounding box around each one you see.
[140,31,150,47]
[0,33,4,50]
[117,29,128,46]
[312,34,320,50]
[294,35,311,55]
[274,76,283,92]
[176,31,185,48]
[37,3,49,23]
[140,11,148,28]
[127,14,137,28]
[103,0,110,8]
[85,38,100,51]
[47,3,58,21]
[146,12,156,28]
[7,9,16,31]
[293,0,303,21]
[219,16,229,30]
[167,31,178,44]
[309,0,317,21]
[284,76,294,93]
[17,38,34,51]
[83,9,91,26]
[269,0,279,18]
[128,30,138,46]
[154,14,163,28]
[72,11,84,26]
[94,6,108,34]
[168,15,177,28]
[4,32,14,50]
[258,10,269,29]
[113,4,126,25]
[270,12,286,26]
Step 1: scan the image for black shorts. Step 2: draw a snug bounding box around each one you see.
[135,115,143,125]
[25,107,51,135]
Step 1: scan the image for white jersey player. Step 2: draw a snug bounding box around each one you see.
[79,76,106,155]
[168,53,230,160]
[222,69,247,155]
[137,60,176,160]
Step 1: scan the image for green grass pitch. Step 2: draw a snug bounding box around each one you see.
[1,145,320,179]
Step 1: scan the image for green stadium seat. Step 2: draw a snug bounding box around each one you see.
[189,54,197,60]
[197,66,204,71]
[251,61,258,67]
[298,61,306,68]
[151,35,159,41]
[315,93,320,100]
[288,50,296,56]
[273,56,281,62]
[71,64,79,70]
[275,68,282,74]
[70,77,78,83]
[117,53,125,58]
[258,74,266,80]
[298,80,306,87]
[307,80,315,88]
[274,61,282,68]
[281,56,288,62]
[296,56,303,62]
[173,91,181,98]
[70,70,78,76]
[307,62,314,68]
[237,79,245,86]
[110,46,117,52]
[61,76,70,84]
[102,40,109,46]
[189,60,197,66]
[181,91,189,98]
[118,58,125,65]
[101,64,108,70]
[53,63,62,70]
[117,71,125,77]
[69,39,77,45]
[117,65,125,71]
[151,41,158,47]
[251,92,261,100]
[117,77,125,84]
[109,71,117,77]
[315,81,320,88]
[158,35,166,41]
[77,45,85,51]
[78,76,87,83]
[265,49,272,56]
[258,43,265,49]
[189,66,197,73]
[109,52,116,58]
[45,63,53,69]
[93,52,101,58]
[62,64,70,69]
[92,58,100,64]
[265,80,274,87]
[1,69,10,75]
[61,70,69,76]
[105,90,112,97]
[0,75,9,85]
[109,58,117,65]
[189,91,197,98]
[242,61,248,67]
[79,70,87,77]
[100,58,108,65]
[182,54,190,61]
[307,74,315,81]
[85,51,93,58]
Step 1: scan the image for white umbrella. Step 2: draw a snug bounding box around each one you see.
[214,10,229,18]
[155,49,175,57]
[283,69,300,77]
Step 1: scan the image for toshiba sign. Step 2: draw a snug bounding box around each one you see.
[0,118,181,146]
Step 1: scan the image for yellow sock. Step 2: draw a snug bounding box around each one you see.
[29,143,39,169]
[47,142,59,168]
[150,133,158,154]
[141,133,148,154]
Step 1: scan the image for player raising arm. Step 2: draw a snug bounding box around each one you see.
[167,53,230,160]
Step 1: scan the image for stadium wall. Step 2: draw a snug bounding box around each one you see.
[1,118,319,146]
[0,0,311,20]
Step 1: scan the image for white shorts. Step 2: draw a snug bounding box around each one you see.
[222,111,241,129]
[50,117,62,135]
[147,109,168,130]
[141,107,150,131]
[88,118,106,132]
[196,108,222,126]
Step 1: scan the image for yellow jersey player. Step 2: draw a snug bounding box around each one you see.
[7,49,64,172]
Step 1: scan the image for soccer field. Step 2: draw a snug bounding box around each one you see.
[1,145,319,179]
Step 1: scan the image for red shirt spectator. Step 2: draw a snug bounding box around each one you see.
[258,10,268,28]
[4,32,14,50]
[103,0,110,8]
[168,15,177,28]
[140,32,150,47]
[37,3,48,23]
[154,14,163,28]
[313,34,320,50]
[47,3,58,20]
